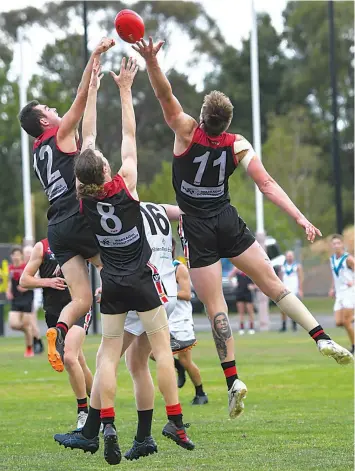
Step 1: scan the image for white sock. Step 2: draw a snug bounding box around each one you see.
[276,292,318,332]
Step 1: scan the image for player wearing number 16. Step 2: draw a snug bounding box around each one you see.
[134,37,353,419]
[70,57,193,465]
[18,37,115,373]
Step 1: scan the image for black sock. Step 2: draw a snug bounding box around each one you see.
[56,322,69,339]
[82,407,101,439]
[174,357,184,373]
[136,409,153,442]
[166,404,184,428]
[195,384,205,397]
[309,325,331,343]
[221,360,238,391]
[77,397,88,414]
[100,407,115,427]
[282,320,286,329]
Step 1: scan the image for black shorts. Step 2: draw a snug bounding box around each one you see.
[10,299,33,313]
[236,291,253,303]
[100,264,167,315]
[45,309,92,334]
[47,212,99,267]
[178,205,255,268]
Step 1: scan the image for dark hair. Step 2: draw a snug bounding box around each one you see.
[74,149,105,198]
[18,100,44,138]
[331,234,343,241]
[11,246,23,256]
[201,90,234,136]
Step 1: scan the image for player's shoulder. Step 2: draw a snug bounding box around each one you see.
[33,127,59,150]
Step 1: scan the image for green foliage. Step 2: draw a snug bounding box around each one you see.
[0,1,353,243]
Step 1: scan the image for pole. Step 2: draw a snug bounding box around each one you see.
[18,28,34,246]
[82,1,99,333]
[328,0,343,234]
[250,0,269,330]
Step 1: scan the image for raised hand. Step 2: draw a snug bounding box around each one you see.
[295,215,322,243]
[110,57,138,89]
[132,36,164,61]
[89,58,104,90]
[94,37,115,56]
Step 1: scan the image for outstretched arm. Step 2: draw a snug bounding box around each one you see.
[57,37,115,152]
[20,242,66,291]
[133,38,197,139]
[234,135,322,243]
[111,57,139,196]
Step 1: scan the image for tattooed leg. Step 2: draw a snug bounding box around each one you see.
[210,312,233,362]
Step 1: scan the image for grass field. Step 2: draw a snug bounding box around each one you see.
[0,330,353,471]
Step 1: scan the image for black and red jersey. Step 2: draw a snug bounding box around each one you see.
[39,239,71,311]
[33,127,79,225]
[172,126,238,218]
[81,174,151,276]
[9,263,34,302]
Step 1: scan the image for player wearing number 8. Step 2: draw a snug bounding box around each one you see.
[60,57,194,465]
[134,37,353,419]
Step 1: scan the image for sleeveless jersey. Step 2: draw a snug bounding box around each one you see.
[39,239,71,311]
[33,127,79,225]
[81,174,151,276]
[330,253,354,295]
[9,263,34,302]
[169,260,193,325]
[140,202,176,297]
[172,126,237,218]
[281,262,299,295]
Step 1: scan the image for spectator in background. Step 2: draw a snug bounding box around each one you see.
[6,246,34,357]
[23,245,44,354]
[228,267,257,335]
[279,251,304,332]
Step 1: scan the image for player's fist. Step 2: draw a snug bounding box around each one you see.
[328,288,335,298]
[95,286,102,303]
[46,277,67,291]
[94,37,115,55]
[110,57,138,89]
[6,291,13,301]
[132,36,164,61]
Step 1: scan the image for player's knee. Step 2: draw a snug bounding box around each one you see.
[127,356,149,377]
[9,321,22,330]
[335,320,344,327]
[64,351,79,370]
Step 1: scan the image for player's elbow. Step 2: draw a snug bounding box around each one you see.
[19,275,28,289]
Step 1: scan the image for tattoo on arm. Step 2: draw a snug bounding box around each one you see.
[211,312,232,361]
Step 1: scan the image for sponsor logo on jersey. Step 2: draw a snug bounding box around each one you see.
[181,180,224,199]
[96,227,140,248]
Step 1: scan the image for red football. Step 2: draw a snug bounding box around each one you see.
[114,9,145,44]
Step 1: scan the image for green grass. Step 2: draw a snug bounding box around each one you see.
[0,330,353,471]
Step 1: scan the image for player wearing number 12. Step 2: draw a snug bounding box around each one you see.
[134,37,353,419]
[18,38,115,373]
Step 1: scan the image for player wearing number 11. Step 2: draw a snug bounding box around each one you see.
[134,37,353,419]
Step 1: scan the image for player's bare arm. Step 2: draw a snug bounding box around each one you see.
[176,263,192,302]
[161,204,183,221]
[20,243,66,291]
[228,266,238,282]
[346,255,354,287]
[111,57,139,197]
[6,276,13,301]
[297,264,304,298]
[57,37,115,153]
[234,135,322,243]
[132,37,197,152]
